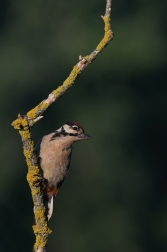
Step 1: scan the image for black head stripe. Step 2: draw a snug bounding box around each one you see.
[50,126,67,141]
[50,131,78,140]
[69,133,78,136]
[50,132,58,141]
[61,126,67,135]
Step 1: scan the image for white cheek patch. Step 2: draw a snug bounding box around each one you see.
[63,124,77,134]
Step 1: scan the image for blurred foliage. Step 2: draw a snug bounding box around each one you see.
[0,0,167,251]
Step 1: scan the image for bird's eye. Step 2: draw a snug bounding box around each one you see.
[72,125,78,131]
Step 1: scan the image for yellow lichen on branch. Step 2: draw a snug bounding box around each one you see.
[25,65,82,124]
[12,115,51,251]
[27,101,49,121]
[52,65,82,97]
[33,223,51,251]
[96,15,113,52]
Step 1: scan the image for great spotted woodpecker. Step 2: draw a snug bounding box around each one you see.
[35,121,91,220]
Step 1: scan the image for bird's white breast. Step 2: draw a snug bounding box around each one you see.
[36,133,73,187]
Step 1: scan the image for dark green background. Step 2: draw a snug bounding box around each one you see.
[0,0,167,251]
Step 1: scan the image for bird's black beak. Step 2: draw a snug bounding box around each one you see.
[79,133,92,140]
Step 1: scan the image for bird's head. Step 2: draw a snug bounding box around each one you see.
[50,121,91,142]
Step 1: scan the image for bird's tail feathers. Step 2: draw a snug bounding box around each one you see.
[45,196,54,221]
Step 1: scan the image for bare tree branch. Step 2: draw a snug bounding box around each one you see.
[105,0,112,16]
[11,1,113,251]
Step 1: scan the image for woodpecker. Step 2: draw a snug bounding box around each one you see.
[35,121,91,220]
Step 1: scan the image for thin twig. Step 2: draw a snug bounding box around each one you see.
[11,1,113,251]
[105,0,112,17]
